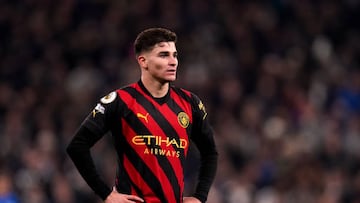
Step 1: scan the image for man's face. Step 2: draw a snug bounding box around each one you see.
[140,41,178,83]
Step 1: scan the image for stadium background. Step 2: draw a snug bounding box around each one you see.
[0,0,359,202]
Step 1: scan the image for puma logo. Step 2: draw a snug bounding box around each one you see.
[137,113,149,123]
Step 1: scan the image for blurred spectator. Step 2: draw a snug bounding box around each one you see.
[0,169,20,203]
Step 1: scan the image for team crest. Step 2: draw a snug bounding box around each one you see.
[177,112,189,128]
[100,91,116,104]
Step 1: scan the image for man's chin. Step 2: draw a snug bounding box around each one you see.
[164,76,176,82]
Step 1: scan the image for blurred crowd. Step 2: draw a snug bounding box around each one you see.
[0,0,359,202]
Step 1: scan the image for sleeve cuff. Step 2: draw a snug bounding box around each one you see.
[99,186,112,200]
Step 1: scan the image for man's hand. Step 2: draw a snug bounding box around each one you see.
[183,197,201,203]
[104,187,144,203]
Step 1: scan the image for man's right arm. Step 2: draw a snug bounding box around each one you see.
[67,91,120,200]
[66,125,112,200]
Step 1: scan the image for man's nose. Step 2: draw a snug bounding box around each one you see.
[169,56,178,66]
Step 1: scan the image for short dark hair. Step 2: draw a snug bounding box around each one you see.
[134,28,177,56]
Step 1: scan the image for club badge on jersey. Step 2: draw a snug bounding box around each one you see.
[177,112,189,128]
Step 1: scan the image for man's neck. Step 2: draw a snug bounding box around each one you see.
[141,77,169,98]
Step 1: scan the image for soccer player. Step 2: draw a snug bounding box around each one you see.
[67,28,218,203]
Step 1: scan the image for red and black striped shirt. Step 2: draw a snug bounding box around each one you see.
[67,81,218,203]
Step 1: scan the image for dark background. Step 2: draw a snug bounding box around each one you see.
[0,0,359,202]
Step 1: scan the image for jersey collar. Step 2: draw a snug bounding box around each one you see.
[137,80,171,105]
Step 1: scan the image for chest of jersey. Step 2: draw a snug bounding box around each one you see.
[118,88,193,158]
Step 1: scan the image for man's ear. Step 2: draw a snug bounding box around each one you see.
[137,55,147,69]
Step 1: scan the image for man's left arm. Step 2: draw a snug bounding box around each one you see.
[189,95,218,203]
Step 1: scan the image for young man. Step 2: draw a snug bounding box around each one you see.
[67,28,218,203]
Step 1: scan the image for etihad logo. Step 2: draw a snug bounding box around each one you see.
[132,135,188,158]
[137,112,149,123]
[132,135,187,149]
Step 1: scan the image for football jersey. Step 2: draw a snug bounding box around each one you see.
[78,81,216,203]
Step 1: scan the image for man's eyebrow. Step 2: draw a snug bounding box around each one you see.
[158,51,177,55]
[158,51,170,55]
